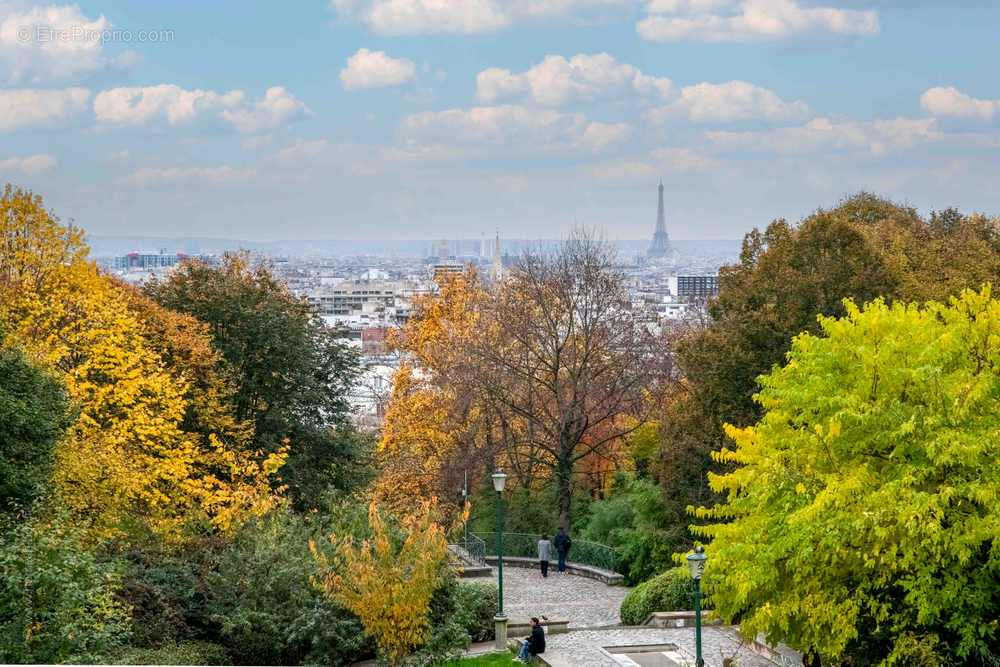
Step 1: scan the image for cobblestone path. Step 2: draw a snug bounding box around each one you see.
[494,565,631,628]
[543,627,780,667]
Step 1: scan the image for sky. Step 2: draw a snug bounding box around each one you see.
[1,0,998,242]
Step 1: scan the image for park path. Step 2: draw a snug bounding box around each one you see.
[476,567,789,666]
[490,565,631,628]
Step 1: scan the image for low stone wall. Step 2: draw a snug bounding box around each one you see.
[508,618,570,637]
[642,610,724,628]
[484,556,625,586]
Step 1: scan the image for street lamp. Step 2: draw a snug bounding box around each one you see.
[686,545,708,667]
[492,471,508,651]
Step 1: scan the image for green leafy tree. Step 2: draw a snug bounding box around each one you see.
[146,253,364,507]
[0,340,72,511]
[659,194,1000,561]
[698,288,1000,664]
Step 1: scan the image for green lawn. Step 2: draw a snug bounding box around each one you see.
[445,651,526,665]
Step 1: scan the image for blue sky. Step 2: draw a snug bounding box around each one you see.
[1,1,998,241]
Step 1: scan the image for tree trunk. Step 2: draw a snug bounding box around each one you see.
[555,447,573,530]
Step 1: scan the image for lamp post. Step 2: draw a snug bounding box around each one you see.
[462,470,469,549]
[492,471,508,651]
[686,545,707,667]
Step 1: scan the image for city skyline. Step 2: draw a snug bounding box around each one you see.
[2,2,998,241]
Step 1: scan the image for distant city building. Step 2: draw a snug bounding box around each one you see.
[431,261,465,284]
[648,180,671,259]
[111,250,202,271]
[677,275,719,300]
[308,279,396,316]
[361,327,390,356]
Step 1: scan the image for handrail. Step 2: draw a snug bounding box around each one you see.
[472,531,621,574]
[450,533,487,566]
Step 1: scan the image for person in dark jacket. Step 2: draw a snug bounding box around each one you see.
[516,617,545,663]
[553,527,572,573]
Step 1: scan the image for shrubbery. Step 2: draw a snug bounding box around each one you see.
[581,475,684,585]
[203,508,370,666]
[408,577,498,665]
[110,640,232,665]
[0,516,132,663]
[619,567,694,625]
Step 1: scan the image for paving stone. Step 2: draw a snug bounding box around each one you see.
[542,627,779,667]
[485,566,781,666]
[496,565,631,629]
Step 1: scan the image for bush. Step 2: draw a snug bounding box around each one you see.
[110,640,231,665]
[582,476,686,585]
[408,576,498,665]
[117,547,208,649]
[202,508,370,666]
[0,515,132,663]
[619,567,695,625]
[451,581,498,643]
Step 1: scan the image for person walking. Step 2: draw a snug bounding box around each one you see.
[516,617,546,663]
[553,527,572,573]
[537,533,552,578]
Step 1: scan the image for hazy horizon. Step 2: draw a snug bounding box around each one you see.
[3,3,997,241]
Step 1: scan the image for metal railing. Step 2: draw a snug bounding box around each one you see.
[459,533,487,565]
[472,532,621,574]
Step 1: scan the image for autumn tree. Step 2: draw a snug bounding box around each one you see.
[467,234,674,527]
[376,271,496,517]
[698,288,1000,665]
[311,500,448,666]
[0,185,283,542]
[147,254,366,508]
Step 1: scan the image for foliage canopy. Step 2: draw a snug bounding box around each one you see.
[698,288,1000,664]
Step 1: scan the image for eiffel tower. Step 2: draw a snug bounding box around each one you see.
[648,179,671,258]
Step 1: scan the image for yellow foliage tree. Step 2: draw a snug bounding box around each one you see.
[375,363,458,514]
[0,184,284,542]
[311,499,448,666]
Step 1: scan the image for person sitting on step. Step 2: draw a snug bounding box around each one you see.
[516,617,545,663]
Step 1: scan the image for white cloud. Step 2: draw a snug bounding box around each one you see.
[578,121,631,151]
[0,153,56,173]
[94,85,309,134]
[707,116,940,155]
[220,86,311,133]
[125,165,257,187]
[637,0,879,42]
[338,0,508,35]
[400,104,627,156]
[0,3,111,82]
[340,48,416,90]
[476,53,672,107]
[0,87,90,130]
[331,0,629,35]
[94,84,245,126]
[649,80,809,123]
[403,104,575,143]
[920,86,999,121]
